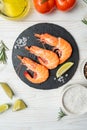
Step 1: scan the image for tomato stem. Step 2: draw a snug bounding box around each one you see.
[41,0,48,4]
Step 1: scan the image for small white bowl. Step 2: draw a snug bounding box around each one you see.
[61,84,87,115]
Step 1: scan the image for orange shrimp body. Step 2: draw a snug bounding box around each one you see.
[35,33,72,64]
[17,56,49,84]
[25,46,59,69]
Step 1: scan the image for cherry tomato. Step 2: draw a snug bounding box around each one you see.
[55,0,76,11]
[33,0,55,14]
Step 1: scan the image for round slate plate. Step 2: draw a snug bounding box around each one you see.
[12,23,79,90]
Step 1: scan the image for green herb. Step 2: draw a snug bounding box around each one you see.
[82,0,87,25]
[41,0,48,4]
[82,18,87,25]
[0,41,9,64]
[83,0,87,4]
[58,108,66,120]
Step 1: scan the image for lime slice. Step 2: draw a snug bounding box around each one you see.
[56,62,74,78]
[0,83,14,99]
[0,104,10,113]
[12,99,27,112]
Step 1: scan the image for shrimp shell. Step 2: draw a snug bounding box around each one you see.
[25,46,59,69]
[17,56,49,84]
[35,33,72,64]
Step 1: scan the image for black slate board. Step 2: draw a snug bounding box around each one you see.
[12,23,79,90]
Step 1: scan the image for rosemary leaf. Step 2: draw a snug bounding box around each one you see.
[82,0,87,25]
[1,41,9,50]
[0,41,9,64]
[58,108,66,120]
[82,18,87,25]
[41,0,48,4]
[83,0,87,4]
[2,48,7,64]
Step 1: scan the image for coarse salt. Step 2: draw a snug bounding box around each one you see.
[62,84,87,115]
[14,37,28,49]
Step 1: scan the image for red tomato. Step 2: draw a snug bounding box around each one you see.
[55,0,76,11]
[33,0,55,14]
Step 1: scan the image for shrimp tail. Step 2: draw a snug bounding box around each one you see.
[24,71,38,84]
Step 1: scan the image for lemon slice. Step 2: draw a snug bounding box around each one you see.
[0,83,14,99]
[12,99,27,112]
[0,104,10,113]
[56,62,74,78]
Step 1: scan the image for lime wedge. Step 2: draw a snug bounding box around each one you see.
[12,99,27,112]
[0,83,14,99]
[0,104,10,113]
[56,62,74,78]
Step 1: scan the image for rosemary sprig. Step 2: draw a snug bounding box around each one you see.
[0,41,9,64]
[82,0,87,25]
[83,0,87,4]
[58,108,66,120]
[82,18,87,25]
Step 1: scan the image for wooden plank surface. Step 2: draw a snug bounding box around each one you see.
[0,0,87,129]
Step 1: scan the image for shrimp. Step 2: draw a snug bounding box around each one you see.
[17,56,49,84]
[25,46,59,69]
[35,33,72,64]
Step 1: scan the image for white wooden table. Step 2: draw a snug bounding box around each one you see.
[0,0,87,129]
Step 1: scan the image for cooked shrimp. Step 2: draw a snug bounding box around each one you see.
[25,46,59,69]
[17,56,49,84]
[35,33,72,64]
